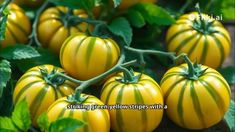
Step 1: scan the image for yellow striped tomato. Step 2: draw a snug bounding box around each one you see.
[60,34,120,81]
[166,12,231,69]
[100,72,164,132]
[47,95,110,132]
[0,3,31,48]
[13,65,76,127]
[160,63,231,129]
[37,6,91,54]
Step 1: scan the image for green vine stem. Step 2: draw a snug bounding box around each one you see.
[0,0,12,17]
[179,0,192,15]
[63,8,73,28]
[124,46,176,65]
[28,1,49,46]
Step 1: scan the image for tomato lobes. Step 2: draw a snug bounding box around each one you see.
[166,12,231,69]
[47,95,110,132]
[13,65,76,127]
[160,64,231,129]
[60,34,120,80]
[37,6,91,54]
[0,3,31,48]
[100,72,163,132]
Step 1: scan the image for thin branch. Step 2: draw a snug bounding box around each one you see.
[0,0,12,17]
[28,1,49,46]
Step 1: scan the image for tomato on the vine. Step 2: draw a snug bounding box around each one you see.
[160,63,231,129]
[13,65,76,127]
[166,12,231,69]
[37,6,92,54]
[100,72,164,132]
[47,94,110,132]
[60,33,120,81]
[0,3,31,48]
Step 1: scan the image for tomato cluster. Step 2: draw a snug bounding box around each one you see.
[0,0,232,132]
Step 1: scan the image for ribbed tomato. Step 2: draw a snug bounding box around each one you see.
[0,3,31,48]
[160,63,231,129]
[47,95,110,132]
[100,72,164,132]
[60,34,120,80]
[37,6,91,54]
[166,12,231,69]
[13,65,76,127]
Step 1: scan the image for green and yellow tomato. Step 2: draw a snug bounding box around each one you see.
[37,6,91,54]
[100,72,164,132]
[47,94,110,132]
[160,63,231,129]
[60,34,120,80]
[0,3,31,48]
[166,12,231,69]
[13,65,76,127]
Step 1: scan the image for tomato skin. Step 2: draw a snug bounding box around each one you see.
[166,12,231,69]
[100,72,164,132]
[47,95,110,132]
[13,65,76,127]
[160,64,231,129]
[37,6,91,54]
[60,34,120,81]
[0,3,31,48]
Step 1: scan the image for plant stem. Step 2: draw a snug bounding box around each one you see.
[124,46,176,64]
[64,8,73,28]
[68,16,106,25]
[28,1,49,46]
[179,0,192,14]
[118,66,134,82]
[183,55,195,78]
[0,0,12,17]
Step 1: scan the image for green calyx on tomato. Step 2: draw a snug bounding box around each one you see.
[67,91,89,104]
[182,54,207,80]
[39,66,65,87]
[116,69,142,84]
[192,4,217,35]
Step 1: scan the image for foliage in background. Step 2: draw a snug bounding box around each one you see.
[0,0,234,131]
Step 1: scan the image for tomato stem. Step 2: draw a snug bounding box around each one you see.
[28,1,49,46]
[0,0,12,17]
[124,46,176,64]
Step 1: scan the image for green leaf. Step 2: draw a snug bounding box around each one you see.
[0,117,17,131]
[221,0,235,20]
[112,0,121,8]
[218,66,235,85]
[0,60,11,97]
[37,113,50,132]
[108,17,133,46]
[0,79,15,116]
[15,48,61,72]
[49,118,85,132]
[0,14,8,41]
[127,9,146,28]
[224,100,235,131]
[0,45,40,60]
[131,3,175,25]
[48,0,96,10]
[11,99,31,132]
